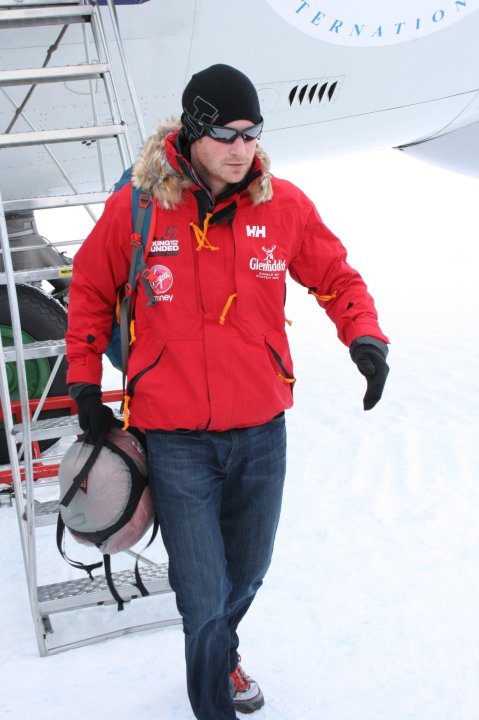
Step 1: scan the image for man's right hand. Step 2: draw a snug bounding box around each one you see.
[73,384,114,441]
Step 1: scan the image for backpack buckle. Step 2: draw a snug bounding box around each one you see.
[141,268,155,282]
[139,193,151,209]
[131,233,142,249]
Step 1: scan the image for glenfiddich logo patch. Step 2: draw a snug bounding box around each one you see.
[150,225,179,256]
[249,244,286,280]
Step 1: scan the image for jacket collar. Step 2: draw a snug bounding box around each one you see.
[132,118,273,210]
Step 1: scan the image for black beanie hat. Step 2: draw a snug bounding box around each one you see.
[181,64,262,144]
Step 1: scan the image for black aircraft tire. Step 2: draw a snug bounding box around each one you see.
[0,284,69,465]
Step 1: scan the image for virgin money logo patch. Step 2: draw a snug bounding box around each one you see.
[149,264,174,302]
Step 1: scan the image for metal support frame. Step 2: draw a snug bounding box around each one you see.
[0,1,179,655]
[0,0,139,219]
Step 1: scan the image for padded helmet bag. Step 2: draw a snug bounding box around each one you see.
[58,425,154,554]
[57,425,158,609]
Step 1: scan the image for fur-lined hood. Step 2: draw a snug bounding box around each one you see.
[132,118,273,210]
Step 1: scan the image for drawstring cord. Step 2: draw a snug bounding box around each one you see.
[278,373,296,384]
[129,319,136,345]
[190,213,219,252]
[308,289,337,302]
[122,394,131,430]
[219,293,237,325]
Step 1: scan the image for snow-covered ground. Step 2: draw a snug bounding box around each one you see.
[1,149,479,720]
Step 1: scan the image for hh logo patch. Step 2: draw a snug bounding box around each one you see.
[150,225,179,256]
[246,225,266,238]
[249,245,286,280]
[149,264,174,302]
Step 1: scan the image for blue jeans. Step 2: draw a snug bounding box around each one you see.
[146,414,286,720]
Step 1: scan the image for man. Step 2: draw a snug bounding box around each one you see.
[66,64,389,720]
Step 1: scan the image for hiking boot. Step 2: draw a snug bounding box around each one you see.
[229,662,265,714]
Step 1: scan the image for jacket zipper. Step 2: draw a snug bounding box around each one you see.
[265,341,295,383]
[127,350,164,399]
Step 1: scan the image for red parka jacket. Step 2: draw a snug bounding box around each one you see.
[66,121,389,431]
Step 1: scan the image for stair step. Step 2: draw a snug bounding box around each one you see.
[12,414,81,443]
[38,563,172,613]
[0,264,73,284]
[0,124,125,148]
[3,192,110,213]
[3,338,66,362]
[0,264,73,283]
[12,405,124,443]
[0,5,93,28]
[34,498,59,527]
[0,63,110,87]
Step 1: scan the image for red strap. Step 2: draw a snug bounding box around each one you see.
[139,192,151,210]
[141,268,156,282]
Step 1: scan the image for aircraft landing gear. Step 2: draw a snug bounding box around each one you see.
[0,283,68,464]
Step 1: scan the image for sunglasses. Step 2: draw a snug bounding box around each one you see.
[201,120,264,144]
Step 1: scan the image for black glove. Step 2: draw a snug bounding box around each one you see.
[72,384,114,441]
[350,340,389,411]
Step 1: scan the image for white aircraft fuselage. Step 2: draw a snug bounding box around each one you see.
[0,0,478,205]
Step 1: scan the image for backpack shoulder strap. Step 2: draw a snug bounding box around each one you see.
[117,185,157,383]
[132,187,157,307]
[129,186,154,293]
[56,514,103,579]
[133,516,160,596]
[113,165,134,193]
[103,554,126,611]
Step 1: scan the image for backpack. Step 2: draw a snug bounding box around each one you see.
[104,167,157,376]
[57,424,158,610]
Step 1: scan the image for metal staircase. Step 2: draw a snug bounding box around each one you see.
[0,0,179,656]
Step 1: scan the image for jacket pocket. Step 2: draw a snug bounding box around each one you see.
[264,338,296,387]
[127,344,165,399]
